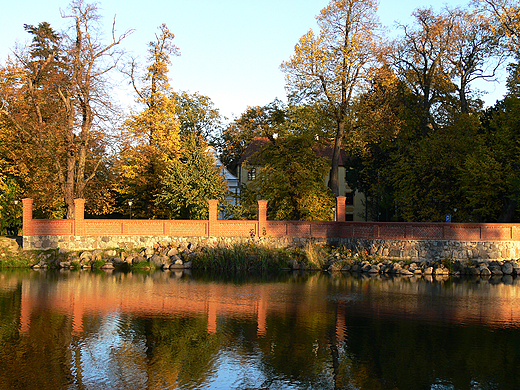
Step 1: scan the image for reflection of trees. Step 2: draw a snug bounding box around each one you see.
[0,307,75,389]
[133,315,224,388]
[2,269,520,389]
[0,281,21,342]
[256,312,336,387]
[327,276,520,389]
[333,313,520,389]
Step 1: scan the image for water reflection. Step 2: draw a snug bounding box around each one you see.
[0,270,520,389]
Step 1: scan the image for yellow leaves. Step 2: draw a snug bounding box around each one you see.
[281,0,380,107]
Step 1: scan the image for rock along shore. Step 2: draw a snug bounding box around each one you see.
[2,236,520,278]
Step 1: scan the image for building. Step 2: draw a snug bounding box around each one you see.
[207,147,240,218]
[236,137,367,221]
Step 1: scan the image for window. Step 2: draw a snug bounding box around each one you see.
[345,214,354,221]
[247,168,256,181]
[345,192,354,205]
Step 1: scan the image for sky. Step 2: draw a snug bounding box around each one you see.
[0,0,508,121]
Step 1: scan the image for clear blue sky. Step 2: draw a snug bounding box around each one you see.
[0,0,506,120]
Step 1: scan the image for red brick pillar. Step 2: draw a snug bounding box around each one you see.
[22,198,34,236]
[258,200,268,237]
[74,199,85,236]
[336,196,346,222]
[208,199,218,236]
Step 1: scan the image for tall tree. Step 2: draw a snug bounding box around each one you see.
[445,7,504,114]
[281,0,382,196]
[392,8,457,135]
[118,24,181,218]
[173,90,223,142]
[0,2,131,218]
[460,60,520,222]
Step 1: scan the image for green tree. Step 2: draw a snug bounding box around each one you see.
[390,114,479,222]
[459,61,520,222]
[219,100,286,175]
[0,173,21,235]
[174,90,223,142]
[281,0,382,197]
[156,134,228,219]
[242,135,335,221]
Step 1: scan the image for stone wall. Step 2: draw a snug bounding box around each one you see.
[23,234,520,261]
[331,238,520,261]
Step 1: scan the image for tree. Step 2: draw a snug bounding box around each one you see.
[460,61,520,222]
[392,8,457,135]
[155,134,229,219]
[118,24,181,218]
[445,7,504,114]
[345,65,406,221]
[241,135,335,221]
[174,90,223,142]
[281,0,382,196]
[219,100,286,175]
[0,172,21,235]
[475,0,520,50]
[0,2,131,218]
[390,116,479,222]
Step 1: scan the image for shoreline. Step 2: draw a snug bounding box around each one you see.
[1,236,519,278]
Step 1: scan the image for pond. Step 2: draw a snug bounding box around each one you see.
[0,268,520,389]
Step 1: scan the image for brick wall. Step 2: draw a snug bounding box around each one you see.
[21,198,520,248]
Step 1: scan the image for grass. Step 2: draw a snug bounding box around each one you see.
[191,242,290,272]
[0,248,36,268]
[302,242,327,269]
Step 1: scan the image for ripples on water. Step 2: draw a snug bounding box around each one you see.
[1,270,520,389]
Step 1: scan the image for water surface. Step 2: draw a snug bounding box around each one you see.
[1,269,519,389]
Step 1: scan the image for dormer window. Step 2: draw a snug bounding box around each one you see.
[248,168,256,181]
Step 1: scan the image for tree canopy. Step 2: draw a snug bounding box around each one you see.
[1,0,520,225]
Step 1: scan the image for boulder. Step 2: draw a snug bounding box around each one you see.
[169,259,184,269]
[167,247,179,257]
[468,267,481,276]
[489,265,503,276]
[501,262,514,275]
[0,237,19,251]
[150,254,169,267]
[479,266,491,276]
[341,263,352,272]
[80,251,92,260]
[288,259,299,270]
[170,254,182,263]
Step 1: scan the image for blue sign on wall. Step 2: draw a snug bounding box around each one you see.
[445,214,452,223]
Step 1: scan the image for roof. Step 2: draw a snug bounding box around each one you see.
[238,137,351,166]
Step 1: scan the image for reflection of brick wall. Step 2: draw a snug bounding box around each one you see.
[21,198,520,247]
